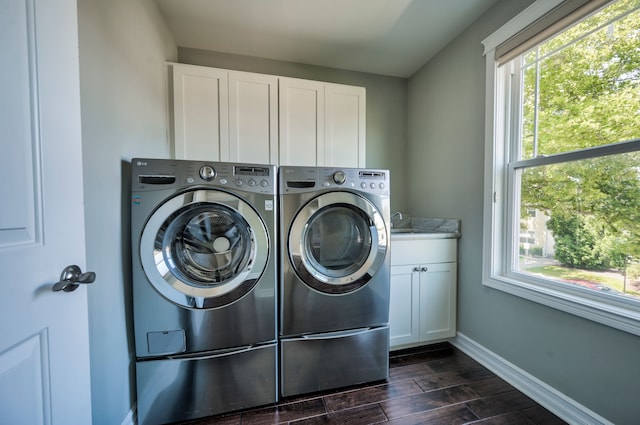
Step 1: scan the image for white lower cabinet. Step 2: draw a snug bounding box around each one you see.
[389,238,457,349]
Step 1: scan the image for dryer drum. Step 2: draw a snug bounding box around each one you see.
[288,193,387,294]
[140,190,269,309]
[162,205,252,284]
[304,206,372,276]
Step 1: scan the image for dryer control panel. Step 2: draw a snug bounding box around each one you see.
[280,166,389,195]
[132,158,276,195]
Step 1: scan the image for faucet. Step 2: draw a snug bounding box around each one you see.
[391,212,403,228]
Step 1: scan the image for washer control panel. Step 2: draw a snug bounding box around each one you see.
[132,158,276,195]
[280,166,389,195]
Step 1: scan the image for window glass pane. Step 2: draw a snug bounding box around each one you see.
[517,151,640,301]
[521,0,640,159]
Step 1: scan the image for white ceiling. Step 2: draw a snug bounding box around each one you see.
[156,0,499,78]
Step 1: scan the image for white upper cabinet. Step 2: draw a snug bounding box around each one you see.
[279,78,366,167]
[278,77,325,166]
[170,63,366,167]
[172,64,228,161]
[324,83,366,167]
[228,71,278,164]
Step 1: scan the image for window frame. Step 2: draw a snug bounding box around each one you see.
[482,0,640,336]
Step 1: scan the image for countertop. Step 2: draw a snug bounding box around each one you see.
[390,216,461,240]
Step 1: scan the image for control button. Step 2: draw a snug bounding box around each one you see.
[248,179,256,187]
[333,171,346,185]
[323,182,331,187]
[235,179,243,186]
[370,183,376,189]
[260,180,269,187]
[379,183,385,189]
[361,182,367,189]
[187,177,195,184]
[219,178,228,185]
[199,165,216,181]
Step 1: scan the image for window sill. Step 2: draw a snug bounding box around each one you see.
[483,272,640,336]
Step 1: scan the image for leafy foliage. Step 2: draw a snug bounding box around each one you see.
[519,1,640,271]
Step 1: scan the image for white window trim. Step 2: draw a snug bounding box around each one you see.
[482,0,640,336]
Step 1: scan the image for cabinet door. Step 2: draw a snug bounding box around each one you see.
[278,77,324,166]
[389,265,420,348]
[228,71,278,164]
[171,64,229,161]
[419,262,457,341]
[324,83,366,167]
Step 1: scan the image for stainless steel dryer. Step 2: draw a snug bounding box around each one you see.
[131,158,277,425]
[279,166,391,398]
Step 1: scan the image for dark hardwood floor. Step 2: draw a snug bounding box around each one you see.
[182,342,567,425]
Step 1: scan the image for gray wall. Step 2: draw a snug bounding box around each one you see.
[179,48,409,212]
[76,3,406,423]
[77,0,177,424]
[77,0,640,423]
[408,0,640,423]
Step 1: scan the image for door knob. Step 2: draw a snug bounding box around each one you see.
[52,265,96,292]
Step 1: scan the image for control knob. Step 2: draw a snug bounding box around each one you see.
[199,165,216,181]
[333,171,346,185]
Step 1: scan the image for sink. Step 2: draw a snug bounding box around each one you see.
[389,217,461,239]
[390,228,421,234]
[390,227,458,239]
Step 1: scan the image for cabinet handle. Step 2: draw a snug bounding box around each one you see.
[421,267,428,272]
[413,267,420,272]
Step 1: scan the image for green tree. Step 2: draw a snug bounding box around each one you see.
[520,0,640,270]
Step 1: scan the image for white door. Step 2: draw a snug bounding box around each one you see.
[0,1,92,424]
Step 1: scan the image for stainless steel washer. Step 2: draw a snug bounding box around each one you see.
[131,158,277,424]
[279,166,391,397]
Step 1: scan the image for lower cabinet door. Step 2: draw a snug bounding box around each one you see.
[389,262,457,349]
[389,265,420,347]
[280,326,389,397]
[419,262,457,341]
[136,343,277,425]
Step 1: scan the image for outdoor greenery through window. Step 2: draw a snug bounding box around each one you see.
[512,0,640,301]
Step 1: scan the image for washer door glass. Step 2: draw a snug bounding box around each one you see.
[289,192,388,294]
[140,190,269,309]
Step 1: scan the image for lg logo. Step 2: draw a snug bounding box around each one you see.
[136,160,148,166]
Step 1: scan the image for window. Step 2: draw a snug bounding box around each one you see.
[482,0,640,335]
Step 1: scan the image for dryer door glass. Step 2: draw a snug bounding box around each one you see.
[140,190,269,309]
[289,192,388,294]
[164,205,251,284]
[305,206,371,277]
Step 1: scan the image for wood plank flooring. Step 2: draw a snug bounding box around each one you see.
[181,342,567,425]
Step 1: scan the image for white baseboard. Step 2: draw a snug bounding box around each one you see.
[451,333,612,425]
[120,403,136,425]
